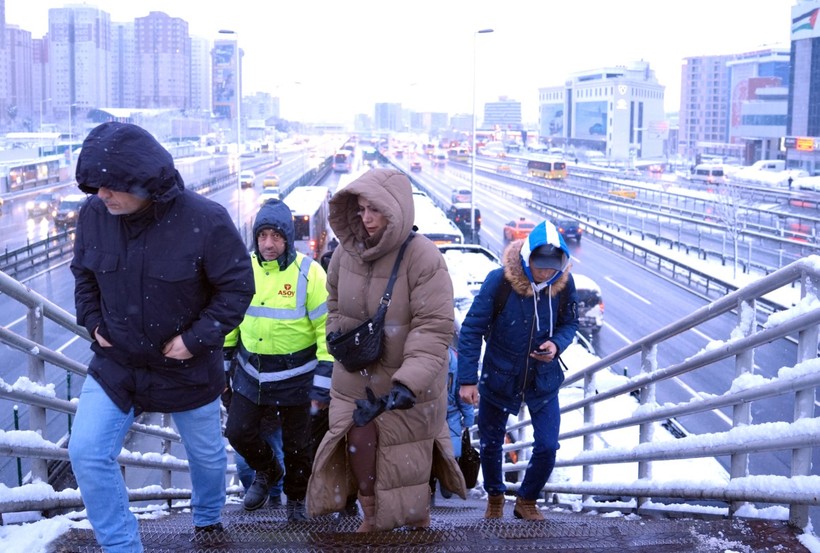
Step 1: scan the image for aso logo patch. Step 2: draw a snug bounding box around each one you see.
[278,283,295,298]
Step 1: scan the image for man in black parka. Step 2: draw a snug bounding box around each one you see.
[67,121,255,552]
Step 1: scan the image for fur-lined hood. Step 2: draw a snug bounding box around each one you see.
[502,219,572,298]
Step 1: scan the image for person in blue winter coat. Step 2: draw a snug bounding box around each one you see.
[431,323,476,500]
[457,219,579,522]
[68,121,255,551]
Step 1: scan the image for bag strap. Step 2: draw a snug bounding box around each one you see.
[380,233,415,306]
[490,277,513,324]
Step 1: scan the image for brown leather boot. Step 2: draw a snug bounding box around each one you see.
[356,493,376,533]
[513,497,544,521]
[484,493,505,519]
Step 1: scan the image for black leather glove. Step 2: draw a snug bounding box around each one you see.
[385,383,416,411]
[353,386,387,427]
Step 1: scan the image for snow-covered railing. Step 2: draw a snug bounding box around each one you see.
[489,255,820,528]
[1,255,819,530]
[0,269,212,519]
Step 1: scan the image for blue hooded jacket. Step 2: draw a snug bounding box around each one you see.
[457,220,579,414]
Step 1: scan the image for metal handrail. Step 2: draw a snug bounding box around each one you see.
[0,217,818,533]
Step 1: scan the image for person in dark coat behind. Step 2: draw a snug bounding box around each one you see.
[67,122,255,552]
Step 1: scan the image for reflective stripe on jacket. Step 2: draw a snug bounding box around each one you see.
[227,252,332,405]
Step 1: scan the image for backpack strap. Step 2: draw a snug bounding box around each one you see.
[491,277,513,324]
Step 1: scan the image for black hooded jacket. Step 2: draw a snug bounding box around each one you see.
[71,122,255,414]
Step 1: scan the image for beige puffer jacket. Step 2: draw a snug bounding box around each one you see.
[306,168,466,530]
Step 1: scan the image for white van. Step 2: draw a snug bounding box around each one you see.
[748,159,785,172]
[690,163,725,185]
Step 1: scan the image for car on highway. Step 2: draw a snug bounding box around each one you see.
[409,161,422,173]
[27,192,61,219]
[438,243,501,315]
[447,203,481,235]
[262,174,280,189]
[53,194,88,229]
[503,217,536,242]
[555,218,583,243]
[451,187,471,204]
[239,170,256,188]
[257,188,281,206]
[574,273,604,336]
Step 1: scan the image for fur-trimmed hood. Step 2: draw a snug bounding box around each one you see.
[502,219,572,298]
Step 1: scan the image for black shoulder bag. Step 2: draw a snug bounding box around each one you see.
[327,234,414,373]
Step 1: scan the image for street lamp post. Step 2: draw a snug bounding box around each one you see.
[68,103,78,169]
[38,98,51,156]
[470,28,494,245]
[219,29,243,230]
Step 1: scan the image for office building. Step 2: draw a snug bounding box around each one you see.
[785,0,820,175]
[538,61,666,162]
[726,48,790,162]
[483,96,522,131]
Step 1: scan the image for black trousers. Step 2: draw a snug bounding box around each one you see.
[226,393,312,501]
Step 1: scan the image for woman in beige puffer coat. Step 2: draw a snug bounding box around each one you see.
[307,168,466,531]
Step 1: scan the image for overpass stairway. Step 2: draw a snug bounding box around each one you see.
[52,494,809,552]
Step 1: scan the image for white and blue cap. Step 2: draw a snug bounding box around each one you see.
[520,219,571,285]
[529,244,565,270]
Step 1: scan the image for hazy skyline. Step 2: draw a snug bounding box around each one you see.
[6,0,797,124]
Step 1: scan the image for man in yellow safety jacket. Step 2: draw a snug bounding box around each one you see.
[224,198,332,522]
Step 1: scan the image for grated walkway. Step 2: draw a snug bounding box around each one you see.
[52,495,810,552]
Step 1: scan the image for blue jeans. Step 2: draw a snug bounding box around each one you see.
[235,427,284,496]
[69,376,227,552]
[477,396,560,500]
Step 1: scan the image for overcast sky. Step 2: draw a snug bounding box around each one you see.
[6,1,796,123]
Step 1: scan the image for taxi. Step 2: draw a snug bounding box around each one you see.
[263,174,280,188]
[503,217,536,242]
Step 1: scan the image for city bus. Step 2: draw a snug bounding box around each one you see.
[361,146,378,166]
[526,157,568,180]
[332,150,353,173]
[1,155,64,194]
[283,186,330,259]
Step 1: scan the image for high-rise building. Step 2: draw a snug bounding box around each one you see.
[189,36,212,114]
[678,54,732,160]
[4,25,33,130]
[32,38,50,128]
[483,97,522,131]
[726,48,790,162]
[48,6,111,125]
[680,47,790,164]
[110,22,136,109]
[374,102,402,131]
[785,0,820,175]
[134,12,190,109]
[0,0,8,131]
